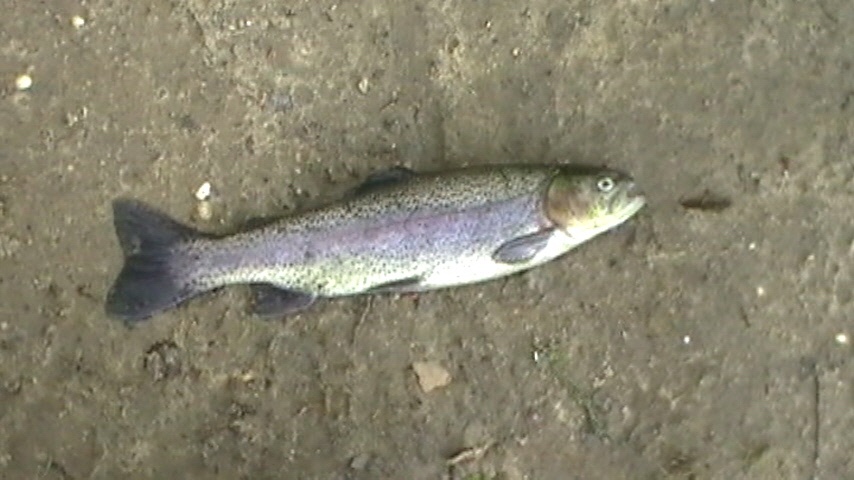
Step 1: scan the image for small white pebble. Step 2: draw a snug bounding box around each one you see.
[748,242,757,250]
[412,361,451,393]
[15,74,32,91]
[682,335,691,345]
[357,77,370,94]
[835,333,849,345]
[71,15,86,29]
[756,286,765,297]
[195,181,211,201]
[511,47,521,57]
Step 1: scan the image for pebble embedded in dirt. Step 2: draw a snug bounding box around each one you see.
[0,234,21,258]
[143,340,182,381]
[357,77,370,94]
[194,182,213,220]
[412,361,451,393]
[349,453,370,470]
[196,200,212,220]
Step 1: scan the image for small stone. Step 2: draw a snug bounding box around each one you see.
[15,74,32,91]
[144,340,182,381]
[357,77,369,94]
[835,333,849,345]
[0,234,21,258]
[349,453,370,470]
[71,15,86,29]
[195,181,212,201]
[412,361,451,393]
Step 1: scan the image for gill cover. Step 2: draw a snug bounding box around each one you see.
[543,168,629,230]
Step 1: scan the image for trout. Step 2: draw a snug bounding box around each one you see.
[106,164,645,322]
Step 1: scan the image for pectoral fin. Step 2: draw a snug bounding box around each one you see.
[352,166,416,196]
[492,229,555,265]
[249,284,316,317]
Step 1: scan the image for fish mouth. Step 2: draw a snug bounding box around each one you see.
[620,194,646,220]
[608,181,646,222]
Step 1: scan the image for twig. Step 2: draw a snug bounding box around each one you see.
[350,297,372,345]
[812,362,821,479]
[446,442,494,466]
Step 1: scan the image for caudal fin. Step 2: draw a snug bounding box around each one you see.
[106,199,205,323]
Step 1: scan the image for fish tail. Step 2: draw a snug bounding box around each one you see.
[106,199,206,323]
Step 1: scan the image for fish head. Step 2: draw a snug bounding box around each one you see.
[544,166,646,240]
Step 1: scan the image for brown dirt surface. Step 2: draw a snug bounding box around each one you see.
[1,1,852,479]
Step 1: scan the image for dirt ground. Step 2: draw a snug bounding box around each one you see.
[1,0,852,478]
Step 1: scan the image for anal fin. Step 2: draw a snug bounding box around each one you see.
[352,166,416,196]
[365,276,424,293]
[249,284,316,317]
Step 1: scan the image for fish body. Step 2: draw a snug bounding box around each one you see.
[106,164,645,322]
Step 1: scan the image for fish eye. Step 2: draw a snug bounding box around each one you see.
[596,176,615,192]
